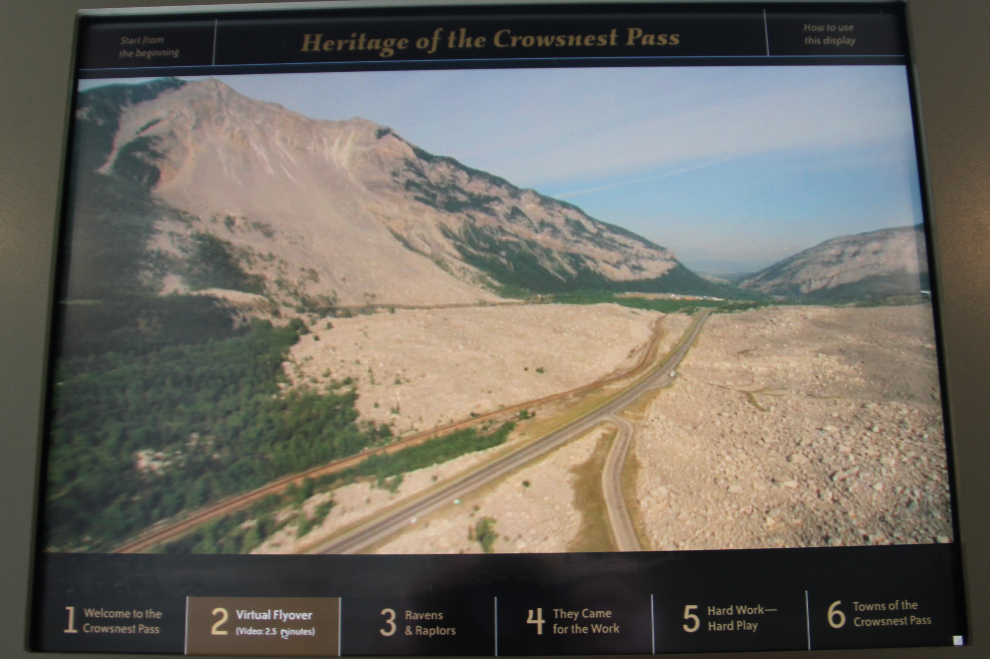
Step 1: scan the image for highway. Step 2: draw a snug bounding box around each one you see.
[313,308,711,554]
[602,414,640,551]
[113,312,667,554]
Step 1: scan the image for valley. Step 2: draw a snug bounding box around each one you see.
[47,76,951,555]
[287,304,949,555]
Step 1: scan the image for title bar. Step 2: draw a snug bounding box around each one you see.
[76,5,905,72]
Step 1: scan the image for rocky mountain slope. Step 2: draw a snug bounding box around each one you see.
[738,225,929,300]
[69,77,720,308]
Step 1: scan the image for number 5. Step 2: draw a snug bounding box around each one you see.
[683,605,700,633]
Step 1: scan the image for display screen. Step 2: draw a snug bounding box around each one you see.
[32,2,966,655]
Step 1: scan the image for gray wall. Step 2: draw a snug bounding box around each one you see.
[2,1,989,657]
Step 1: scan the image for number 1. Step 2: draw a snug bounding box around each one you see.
[64,606,78,634]
[527,608,545,635]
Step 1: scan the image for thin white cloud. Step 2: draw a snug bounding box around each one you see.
[209,66,914,189]
[491,69,913,186]
[556,156,739,198]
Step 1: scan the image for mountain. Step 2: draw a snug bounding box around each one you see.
[737,225,929,300]
[67,78,721,308]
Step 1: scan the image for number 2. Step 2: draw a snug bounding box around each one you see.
[380,608,397,636]
[211,607,229,635]
[683,605,700,633]
[527,608,545,635]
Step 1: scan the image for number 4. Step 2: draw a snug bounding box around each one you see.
[527,608,545,635]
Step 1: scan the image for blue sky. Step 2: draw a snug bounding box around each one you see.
[82,66,923,274]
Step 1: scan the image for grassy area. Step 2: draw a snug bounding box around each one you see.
[157,422,515,554]
[711,299,776,313]
[566,427,617,553]
[618,387,667,421]
[851,294,932,308]
[541,291,773,315]
[541,289,931,314]
[544,291,715,313]
[333,422,515,486]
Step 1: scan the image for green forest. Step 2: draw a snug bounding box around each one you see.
[160,421,515,554]
[545,291,771,315]
[45,79,400,551]
[46,317,393,551]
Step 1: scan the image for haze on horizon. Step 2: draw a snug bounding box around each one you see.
[80,66,924,275]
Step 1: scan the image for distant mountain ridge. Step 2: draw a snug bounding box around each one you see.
[69,78,724,307]
[738,225,929,300]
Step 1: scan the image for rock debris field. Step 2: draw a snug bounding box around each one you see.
[373,428,608,554]
[258,304,953,555]
[635,304,953,550]
[287,304,660,433]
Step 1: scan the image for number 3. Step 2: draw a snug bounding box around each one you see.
[683,605,700,633]
[211,608,229,636]
[380,608,397,636]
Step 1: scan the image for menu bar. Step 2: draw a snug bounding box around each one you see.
[34,544,963,654]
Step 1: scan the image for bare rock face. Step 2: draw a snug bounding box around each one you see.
[738,226,928,300]
[100,79,495,307]
[84,78,714,308]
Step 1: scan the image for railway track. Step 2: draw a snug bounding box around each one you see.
[113,311,673,553]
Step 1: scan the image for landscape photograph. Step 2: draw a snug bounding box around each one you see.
[43,65,952,556]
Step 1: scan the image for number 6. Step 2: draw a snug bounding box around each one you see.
[828,601,846,629]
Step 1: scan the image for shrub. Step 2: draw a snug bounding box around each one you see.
[472,517,498,553]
